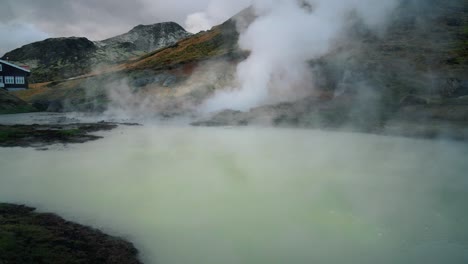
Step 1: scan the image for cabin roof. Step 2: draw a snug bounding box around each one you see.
[0,59,31,73]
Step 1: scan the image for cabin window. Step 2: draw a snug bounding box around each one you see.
[15,76,25,84]
[4,76,15,84]
[0,77,3,83]
[0,64,2,71]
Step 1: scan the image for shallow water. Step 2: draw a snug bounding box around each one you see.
[1,125,468,264]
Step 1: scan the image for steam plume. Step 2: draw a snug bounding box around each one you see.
[203,0,399,112]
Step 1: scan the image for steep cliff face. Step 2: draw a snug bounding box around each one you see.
[1,22,191,83]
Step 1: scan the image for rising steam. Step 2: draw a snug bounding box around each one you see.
[202,0,399,112]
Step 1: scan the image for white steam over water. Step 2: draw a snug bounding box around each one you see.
[1,125,468,263]
[203,0,399,112]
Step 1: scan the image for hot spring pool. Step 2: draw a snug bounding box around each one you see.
[0,125,467,264]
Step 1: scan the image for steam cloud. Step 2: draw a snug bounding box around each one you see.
[184,0,252,33]
[203,0,399,112]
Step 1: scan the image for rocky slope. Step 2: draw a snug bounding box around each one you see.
[0,203,141,264]
[1,22,191,83]
[0,89,36,114]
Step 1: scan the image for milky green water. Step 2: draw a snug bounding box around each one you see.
[1,126,467,264]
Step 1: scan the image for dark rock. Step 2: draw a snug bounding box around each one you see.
[32,100,50,111]
[0,123,118,148]
[31,100,65,113]
[46,100,64,112]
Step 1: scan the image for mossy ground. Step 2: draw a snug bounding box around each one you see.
[0,203,141,264]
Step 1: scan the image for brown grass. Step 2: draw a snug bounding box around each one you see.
[13,82,51,101]
[123,26,235,71]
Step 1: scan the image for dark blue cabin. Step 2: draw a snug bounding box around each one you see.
[0,59,31,91]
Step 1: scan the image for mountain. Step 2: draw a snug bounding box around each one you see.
[10,1,468,138]
[11,12,250,113]
[1,22,191,83]
[100,22,191,53]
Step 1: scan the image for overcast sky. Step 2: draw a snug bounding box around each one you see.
[0,0,251,55]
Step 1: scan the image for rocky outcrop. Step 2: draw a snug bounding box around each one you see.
[0,203,141,264]
[1,22,191,83]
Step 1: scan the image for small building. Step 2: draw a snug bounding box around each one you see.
[0,59,31,91]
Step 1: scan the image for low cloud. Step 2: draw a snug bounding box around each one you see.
[1,0,251,42]
[1,0,251,53]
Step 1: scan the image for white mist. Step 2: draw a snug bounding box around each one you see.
[0,125,467,264]
[203,0,399,112]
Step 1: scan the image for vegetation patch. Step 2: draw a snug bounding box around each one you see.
[0,203,141,264]
[0,123,118,148]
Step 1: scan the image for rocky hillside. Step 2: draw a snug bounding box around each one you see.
[1,22,191,83]
[11,0,468,139]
